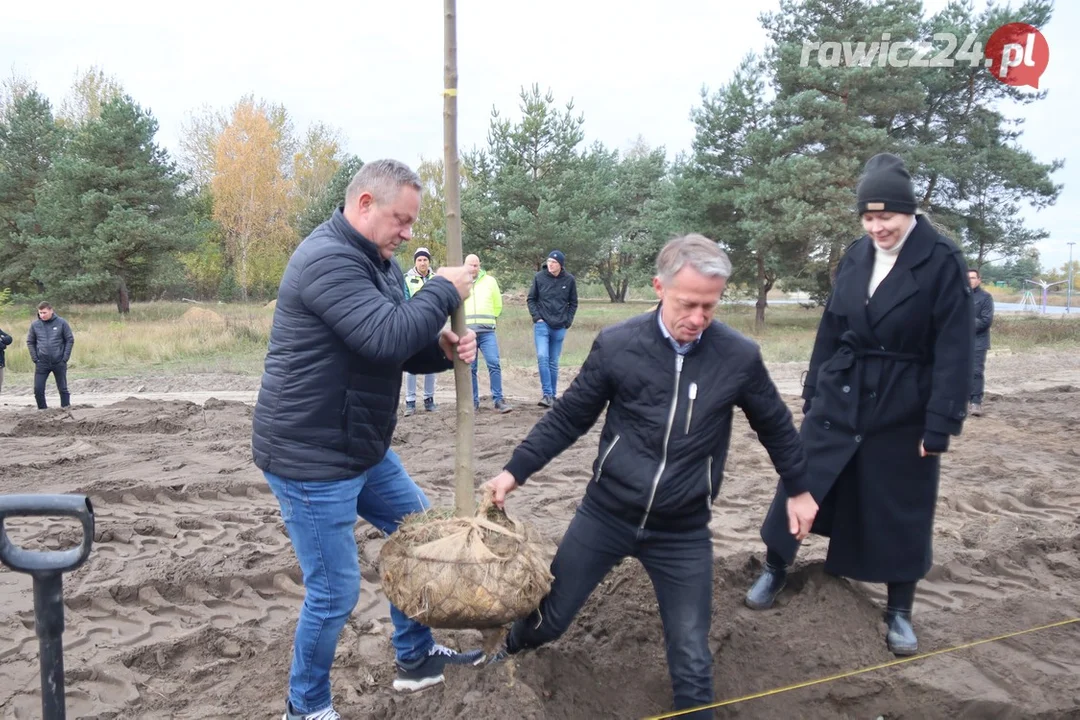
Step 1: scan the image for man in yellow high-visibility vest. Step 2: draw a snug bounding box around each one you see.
[465,254,512,413]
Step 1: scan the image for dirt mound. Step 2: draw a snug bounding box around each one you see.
[0,398,204,438]
[68,374,263,395]
[341,552,1080,719]
[0,365,1079,718]
[181,306,225,324]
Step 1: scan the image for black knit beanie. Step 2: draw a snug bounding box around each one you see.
[856,153,917,215]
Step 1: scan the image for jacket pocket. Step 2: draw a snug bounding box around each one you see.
[684,382,698,434]
[593,434,621,484]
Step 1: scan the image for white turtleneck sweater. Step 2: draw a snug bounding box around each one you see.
[868,216,917,298]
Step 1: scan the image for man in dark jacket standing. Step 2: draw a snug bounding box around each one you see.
[968,268,994,416]
[0,325,12,395]
[27,302,74,409]
[485,235,819,719]
[527,249,578,407]
[251,159,483,720]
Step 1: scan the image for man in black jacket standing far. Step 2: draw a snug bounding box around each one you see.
[0,325,12,395]
[485,234,819,719]
[27,302,75,409]
[527,250,578,407]
[251,159,483,720]
[968,268,994,416]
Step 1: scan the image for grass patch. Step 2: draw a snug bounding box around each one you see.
[0,299,1076,385]
[990,314,1080,349]
[0,301,273,378]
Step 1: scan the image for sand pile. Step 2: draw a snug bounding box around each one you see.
[0,358,1078,718]
[181,306,226,325]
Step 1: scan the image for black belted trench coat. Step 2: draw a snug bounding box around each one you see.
[760,216,974,583]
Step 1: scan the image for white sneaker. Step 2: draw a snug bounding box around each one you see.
[283,702,340,720]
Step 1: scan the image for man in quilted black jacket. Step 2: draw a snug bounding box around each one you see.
[484,234,820,719]
[0,325,12,395]
[27,302,75,409]
[251,159,483,720]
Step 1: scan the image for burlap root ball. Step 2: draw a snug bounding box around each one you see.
[379,500,555,630]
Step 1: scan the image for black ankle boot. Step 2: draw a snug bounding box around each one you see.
[885,608,918,656]
[745,563,787,610]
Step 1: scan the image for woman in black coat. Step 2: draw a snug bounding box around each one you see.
[744,153,974,655]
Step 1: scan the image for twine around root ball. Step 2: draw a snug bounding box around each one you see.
[379,494,555,630]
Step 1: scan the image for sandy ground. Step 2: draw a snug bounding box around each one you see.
[0,349,1079,719]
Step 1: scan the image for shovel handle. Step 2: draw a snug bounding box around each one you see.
[0,494,94,577]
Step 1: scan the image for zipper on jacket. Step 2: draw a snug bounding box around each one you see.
[704,455,714,512]
[592,434,621,484]
[640,354,684,529]
[684,382,698,434]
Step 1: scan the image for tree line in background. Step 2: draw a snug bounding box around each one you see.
[0,0,1068,326]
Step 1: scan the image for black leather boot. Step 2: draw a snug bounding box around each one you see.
[744,563,787,610]
[885,608,918,655]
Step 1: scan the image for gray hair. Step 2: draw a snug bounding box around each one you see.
[344,159,422,206]
[656,233,732,283]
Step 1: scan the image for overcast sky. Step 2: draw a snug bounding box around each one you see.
[4,0,1076,270]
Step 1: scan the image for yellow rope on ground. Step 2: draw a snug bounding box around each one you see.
[643,617,1080,719]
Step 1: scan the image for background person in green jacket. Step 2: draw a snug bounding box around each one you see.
[465,254,512,413]
[403,247,437,416]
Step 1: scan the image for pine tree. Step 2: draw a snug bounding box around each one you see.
[0,89,63,295]
[30,95,190,313]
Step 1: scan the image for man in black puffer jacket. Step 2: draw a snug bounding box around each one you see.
[968,268,994,416]
[27,302,75,409]
[251,159,483,720]
[0,324,12,395]
[484,235,820,719]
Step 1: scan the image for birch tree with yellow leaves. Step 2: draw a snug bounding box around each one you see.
[210,96,296,299]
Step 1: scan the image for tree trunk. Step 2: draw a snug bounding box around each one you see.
[443,0,474,518]
[754,254,773,332]
[827,238,843,286]
[239,240,249,302]
[601,274,621,303]
[116,277,131,315]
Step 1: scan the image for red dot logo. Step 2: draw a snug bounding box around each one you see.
[985,23,1049,88]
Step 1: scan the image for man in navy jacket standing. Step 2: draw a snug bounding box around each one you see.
[251,159,483,720]
[527,250,578,407]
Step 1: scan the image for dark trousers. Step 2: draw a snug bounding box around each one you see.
[508,498,715,718]
[34,362,70,409]
[971,338,989,404]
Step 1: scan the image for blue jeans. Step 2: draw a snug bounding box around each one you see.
[533,321,567,397]
[404,372,435,403]
[471,331,504,405]
[508,497,714,717]
[264,449,434,714]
